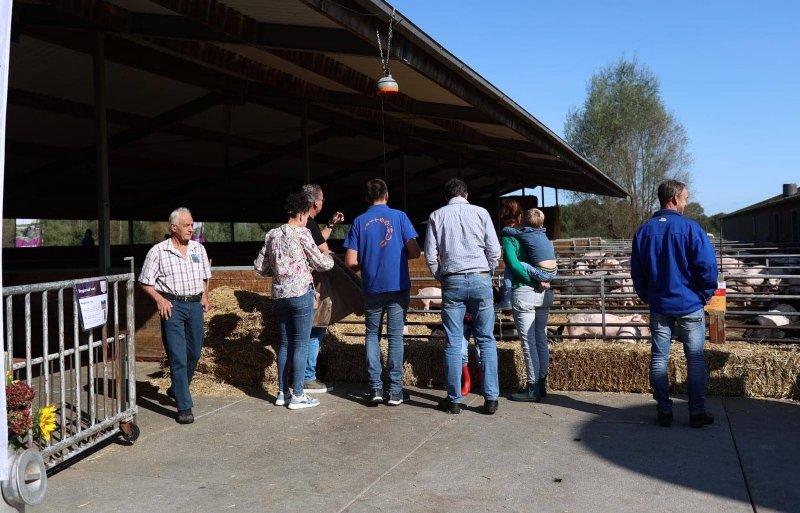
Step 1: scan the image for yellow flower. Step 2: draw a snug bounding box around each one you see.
[35,405,57,442]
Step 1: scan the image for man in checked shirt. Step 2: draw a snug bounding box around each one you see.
[425,178,502,415]
[139,207,211,424]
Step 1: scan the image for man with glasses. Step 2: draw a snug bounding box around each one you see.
[300,184,344,393]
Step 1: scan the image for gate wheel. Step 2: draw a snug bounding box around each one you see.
[120,421,140,443]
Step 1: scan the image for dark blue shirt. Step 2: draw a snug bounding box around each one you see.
[343,204,418,294]
[631,209,718,315]
[501,226,556,263]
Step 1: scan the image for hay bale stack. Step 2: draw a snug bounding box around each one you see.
[162,286,279,389]
[158,287,800,401]
[548,342,654,393]
[674,343,800,399]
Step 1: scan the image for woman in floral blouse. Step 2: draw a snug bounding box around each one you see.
[255,193,334,409]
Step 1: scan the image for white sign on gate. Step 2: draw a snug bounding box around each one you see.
[75,280,110,331]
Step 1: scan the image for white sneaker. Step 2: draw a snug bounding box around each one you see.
[288,394,320,410]
[275,391,286,406]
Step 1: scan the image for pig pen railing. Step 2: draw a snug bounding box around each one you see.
[330,241,800,344]
[3,265,139,471]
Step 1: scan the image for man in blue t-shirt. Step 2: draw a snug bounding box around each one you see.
[344,179,421,406]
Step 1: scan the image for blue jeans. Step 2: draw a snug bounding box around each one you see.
[305,327,327,382]
[364,290,409,394]
[274,288,315,396]
[649,308,707,414]
[441,274,498,402]
[499,264,542,309]
[461,324,481,366]
[161,300,205,411]
[511,287,551,385]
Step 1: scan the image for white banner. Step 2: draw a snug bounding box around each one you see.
[0,0,14,481]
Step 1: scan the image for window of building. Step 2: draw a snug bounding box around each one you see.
[792,210,798,242]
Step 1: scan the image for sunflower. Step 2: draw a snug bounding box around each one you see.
[34,404,58,442]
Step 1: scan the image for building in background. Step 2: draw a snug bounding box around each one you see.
[722,183,800,243]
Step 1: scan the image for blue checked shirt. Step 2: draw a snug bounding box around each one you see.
[424,197,501,278]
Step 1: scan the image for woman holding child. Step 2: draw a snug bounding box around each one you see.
[499,199,557,402]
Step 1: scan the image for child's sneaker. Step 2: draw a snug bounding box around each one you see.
[288,394,320,410]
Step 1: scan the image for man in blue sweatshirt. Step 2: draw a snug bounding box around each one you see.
[631,180,718,428]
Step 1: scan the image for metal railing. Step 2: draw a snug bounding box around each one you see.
[3,260,139,470]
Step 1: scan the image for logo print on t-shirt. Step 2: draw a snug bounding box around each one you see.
[364,217,394,247]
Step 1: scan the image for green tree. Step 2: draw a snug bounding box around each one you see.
[559,199,607,238]
[565,58,692,238]
[683,201,706,223]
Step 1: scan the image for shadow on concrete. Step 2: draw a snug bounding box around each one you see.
[135,370,179,420]
[548,392,799,513]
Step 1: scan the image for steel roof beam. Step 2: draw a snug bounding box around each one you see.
[17,90,227,183]
[8,88,358,170]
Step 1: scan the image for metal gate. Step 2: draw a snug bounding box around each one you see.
[3,263,139,470]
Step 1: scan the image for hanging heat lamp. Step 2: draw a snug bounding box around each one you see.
[376,10,399,96]
[376,74,399,96]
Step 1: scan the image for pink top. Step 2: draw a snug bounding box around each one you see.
[254,224,333,299]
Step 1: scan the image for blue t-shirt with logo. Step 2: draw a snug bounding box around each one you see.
[343,204,418,294]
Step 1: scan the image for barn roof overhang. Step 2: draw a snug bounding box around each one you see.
[5,0,627,224]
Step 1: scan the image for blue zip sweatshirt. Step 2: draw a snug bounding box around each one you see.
[631,209,718,316]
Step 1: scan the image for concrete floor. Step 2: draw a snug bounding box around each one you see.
[32,363,800,513]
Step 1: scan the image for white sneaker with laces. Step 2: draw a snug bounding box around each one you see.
[275,391,286,406]
[288,394,320,410]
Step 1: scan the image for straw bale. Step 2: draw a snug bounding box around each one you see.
[149,373,248,398]
[162,286,279,390]
[674,342,800,400]
[160,287,800,401]
[548,342,654,393]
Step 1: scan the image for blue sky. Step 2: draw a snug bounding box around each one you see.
[388,0,800,215]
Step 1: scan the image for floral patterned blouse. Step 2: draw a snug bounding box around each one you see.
[254,224,334,299]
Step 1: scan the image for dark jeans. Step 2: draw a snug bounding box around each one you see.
[275,288,315,396]
[363,290,410,394]
[161,300,205,411]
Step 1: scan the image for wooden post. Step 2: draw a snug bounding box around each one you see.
[708,311,726,344]
[94,33,111,275]
[705,276,727,344]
